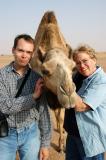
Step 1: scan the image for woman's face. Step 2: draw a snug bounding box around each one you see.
[74,52,96,77]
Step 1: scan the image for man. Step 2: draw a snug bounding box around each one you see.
[0,34,51,160]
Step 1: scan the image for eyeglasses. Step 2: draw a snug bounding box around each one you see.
[76,59,90,67]
[16,48,33,54]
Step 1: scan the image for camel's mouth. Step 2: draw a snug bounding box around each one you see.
[60,84,74,97]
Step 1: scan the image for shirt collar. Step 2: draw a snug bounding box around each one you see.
[6,61,14,73]
[83,66,102,83]
[6,61,31,75]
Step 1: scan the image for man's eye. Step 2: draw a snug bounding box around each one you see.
[16,49,32,54]
[26,51,33,54]
[17,49,24,52]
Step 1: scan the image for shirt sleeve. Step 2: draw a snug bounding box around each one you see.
[38,94,52,148]
[81,83,106,110]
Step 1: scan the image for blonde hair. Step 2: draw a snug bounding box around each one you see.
[73,44,97,61]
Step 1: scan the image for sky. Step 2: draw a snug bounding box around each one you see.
[0,0,106,55]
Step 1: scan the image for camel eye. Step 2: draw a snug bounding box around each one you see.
[41,66,53,76]
[41,61,56,77]
[42,69,51,76]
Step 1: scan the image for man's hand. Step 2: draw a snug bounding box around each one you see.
[33,78,44,99]
[39,147,49,160]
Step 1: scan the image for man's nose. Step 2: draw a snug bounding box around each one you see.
[22,52,27,57]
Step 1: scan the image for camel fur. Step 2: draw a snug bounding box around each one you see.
[30,11,75,152]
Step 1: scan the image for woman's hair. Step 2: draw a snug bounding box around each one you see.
[73,44,97,61]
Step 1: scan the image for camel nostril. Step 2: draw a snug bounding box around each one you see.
[60,85,74,96]
[60,86,66,95]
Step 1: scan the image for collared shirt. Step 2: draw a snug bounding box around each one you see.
[0,62,51,147]
[76,66,106,157]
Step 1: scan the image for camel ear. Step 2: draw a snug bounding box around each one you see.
[66,43,73,59]
[37,46,46,63]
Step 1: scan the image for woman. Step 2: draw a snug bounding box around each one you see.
[64,45,106,160]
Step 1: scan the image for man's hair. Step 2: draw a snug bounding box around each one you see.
[13,34,35,49]
[73,44,97,61]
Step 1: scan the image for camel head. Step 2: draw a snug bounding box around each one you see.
[30,11,75,108]
[35,47,76,108]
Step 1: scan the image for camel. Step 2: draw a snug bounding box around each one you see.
[30,11,75,152]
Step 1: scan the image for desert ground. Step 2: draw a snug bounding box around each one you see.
[0,53,106,160]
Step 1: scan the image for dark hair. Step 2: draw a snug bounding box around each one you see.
[13,34,34,49]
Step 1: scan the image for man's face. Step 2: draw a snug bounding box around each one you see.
[12,38,34,67]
